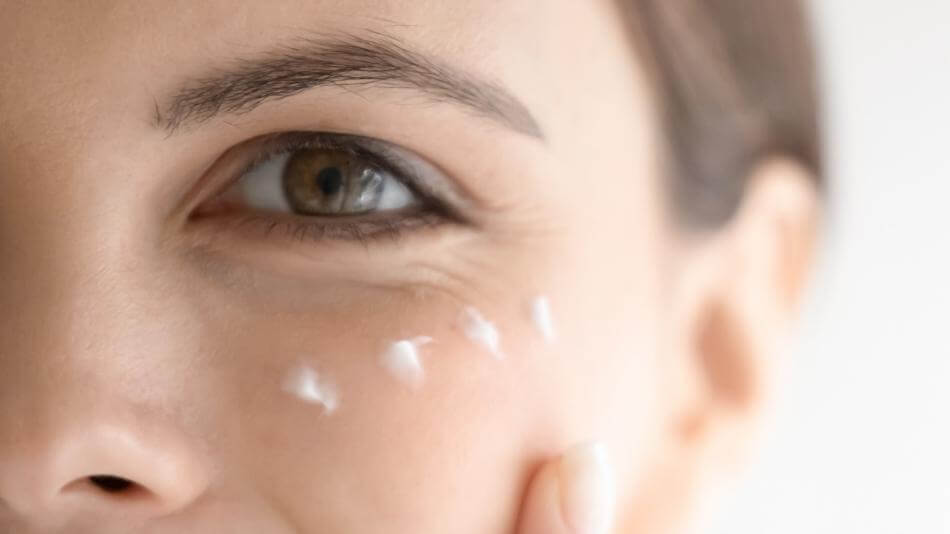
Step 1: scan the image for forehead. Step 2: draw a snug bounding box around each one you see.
[0,0,631,147]
[1,0,522,53]
[0,2,504,92]
[0,1,608,97]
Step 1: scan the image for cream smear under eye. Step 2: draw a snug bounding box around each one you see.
[282,364,340,414]
[381,337,432,389]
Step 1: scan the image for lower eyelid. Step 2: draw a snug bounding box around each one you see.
[190,210,452,250]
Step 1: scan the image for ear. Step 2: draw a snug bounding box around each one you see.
[667,157,820,468]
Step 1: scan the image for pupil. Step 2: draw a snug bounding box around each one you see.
[315,167,344,196]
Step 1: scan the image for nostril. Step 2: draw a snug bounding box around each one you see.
[88,475,135,494]
[61,475,149,500]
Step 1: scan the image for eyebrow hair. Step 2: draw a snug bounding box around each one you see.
[155,31,544,140]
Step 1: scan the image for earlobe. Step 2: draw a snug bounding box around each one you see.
[671,156,820,449]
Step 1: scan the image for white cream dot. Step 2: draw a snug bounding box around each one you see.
[381,337,432,389]
[461,307,503,359]
[531,295,557,343]
[282,364,339,414]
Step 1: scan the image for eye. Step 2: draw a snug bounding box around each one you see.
[193,132,466,244]
[228,143,418,217]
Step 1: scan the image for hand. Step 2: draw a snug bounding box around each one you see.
[515,442,616,534]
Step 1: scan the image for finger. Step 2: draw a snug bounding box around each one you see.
[516,441,615,534]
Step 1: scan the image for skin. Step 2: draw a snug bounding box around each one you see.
[0,1,820,533]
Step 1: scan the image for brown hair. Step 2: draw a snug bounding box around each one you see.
[622,1,822,227]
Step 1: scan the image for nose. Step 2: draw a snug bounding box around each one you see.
[0,255,212,529]
[0,413,210,529]
[0,301,212,529]
[0,140,216,530]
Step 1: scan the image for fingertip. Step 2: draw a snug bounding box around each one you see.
[516,458,569,534]
[558,441,615,534]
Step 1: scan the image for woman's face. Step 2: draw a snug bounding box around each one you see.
[0,1,816,533]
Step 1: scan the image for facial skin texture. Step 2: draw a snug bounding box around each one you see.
[0,1,819,533]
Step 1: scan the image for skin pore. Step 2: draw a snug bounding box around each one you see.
[0,1,819,533]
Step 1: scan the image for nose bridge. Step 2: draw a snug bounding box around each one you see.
[0,137,190,389]
[0,212,176,403]
[0,195,211,523]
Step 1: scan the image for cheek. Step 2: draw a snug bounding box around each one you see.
[199,287,545,532]
[198,263,658,533]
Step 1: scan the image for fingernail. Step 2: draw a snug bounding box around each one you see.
[558,441,615,534]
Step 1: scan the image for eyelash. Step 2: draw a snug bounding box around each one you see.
[194,132,460,245]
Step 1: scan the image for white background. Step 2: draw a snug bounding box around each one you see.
[701,1,950,532]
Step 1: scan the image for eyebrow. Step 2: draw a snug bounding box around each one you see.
[154,31,544,140]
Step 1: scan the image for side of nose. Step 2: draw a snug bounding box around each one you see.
[0,140,219,530]
[1,418,209,525]
[0,255,213,529]
[0,414,207,519]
